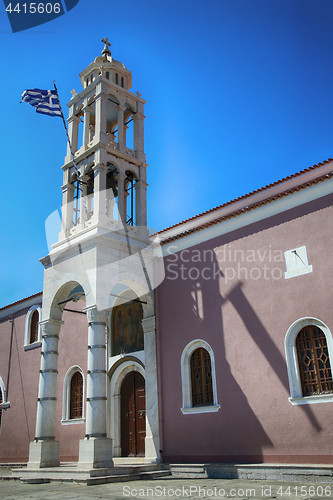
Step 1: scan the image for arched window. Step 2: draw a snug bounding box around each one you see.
[125,170,136,226]
[62,366,85,424]
[181,340,220,414]
[296,326,333,397]
[191,347,214,406]
[70,371,83,419]
[106,165,118,220]
[285,318,333,405]
[24,305,42,349]
[72,173,81,227]
[30,310,39,344]
[85,167,94,219]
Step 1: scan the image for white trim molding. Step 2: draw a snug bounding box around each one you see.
[24,305,42,350]
[285,317,333,405]
[181,339,220,414]
[61,365,85,424]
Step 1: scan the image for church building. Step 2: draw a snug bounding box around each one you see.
[1,40,333,470]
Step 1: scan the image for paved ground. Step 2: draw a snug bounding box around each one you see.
[1,473,333,500]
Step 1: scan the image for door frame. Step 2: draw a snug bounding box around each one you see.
[109,360,145,458]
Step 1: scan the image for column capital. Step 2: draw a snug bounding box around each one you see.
[116,104,126,112]
[134,112,146,121]
[40,319,63,337]
[95,90,108,101]
[84,306,107,325]
[115,172,126,181]
[135,180,148,191]
[67,114,81,125]
[142,316,156,335]
[61,183,75,193]
[92,163,108,173]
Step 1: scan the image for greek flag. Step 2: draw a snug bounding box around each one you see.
[21,89,62,117]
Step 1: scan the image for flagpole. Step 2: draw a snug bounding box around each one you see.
[53,82,88,217]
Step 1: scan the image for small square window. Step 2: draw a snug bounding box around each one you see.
[284,246,312,279]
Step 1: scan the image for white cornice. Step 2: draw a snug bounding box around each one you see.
[162,175,333,255]
[160,160,333,246]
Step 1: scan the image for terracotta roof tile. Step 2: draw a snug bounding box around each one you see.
[157,159,333,237]
[158,159,333,245]
[0,291,43,312]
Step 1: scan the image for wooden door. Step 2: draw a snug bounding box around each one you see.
[121,371,146,457]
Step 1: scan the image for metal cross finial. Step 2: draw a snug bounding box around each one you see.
[101,37,112,61]
[70,89,77,98]
[101,37,111,49]
[135,90,142,97]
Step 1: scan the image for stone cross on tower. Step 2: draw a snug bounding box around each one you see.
[101,37,111,60]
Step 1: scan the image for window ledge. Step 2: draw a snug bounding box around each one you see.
[285,266,312,279]
[289,394,333,405]
[23,341,42,351]
[181,405,220,414]
[61,418,85,425]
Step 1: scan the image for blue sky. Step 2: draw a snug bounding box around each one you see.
[1,0,333,307]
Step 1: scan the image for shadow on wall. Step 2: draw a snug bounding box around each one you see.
[227,282,321,432]
[160,225,322,463]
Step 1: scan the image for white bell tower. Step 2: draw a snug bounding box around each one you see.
[28,40,161,471]
[59,37,148,241]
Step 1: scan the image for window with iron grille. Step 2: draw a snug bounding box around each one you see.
[296,326,333,397]
[70,372,83,419]
[29,310,39,344]
[191,347,214,406]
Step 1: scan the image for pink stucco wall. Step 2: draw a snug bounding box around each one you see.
[0,299,87,463]
[157,194,333,464]
[0,303,41,462]
[55,302,87,462]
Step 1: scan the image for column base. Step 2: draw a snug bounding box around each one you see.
[144,435,161,464]
[78,438,114,469]
[27,441,60,468]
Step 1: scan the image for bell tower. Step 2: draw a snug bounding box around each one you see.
[28,40,162,471]
[59,37,148,241]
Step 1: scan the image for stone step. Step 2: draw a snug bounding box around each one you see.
[113,457,146,465]
[85,470,171,486]
[8,464,171,485]
[168,464,333,482]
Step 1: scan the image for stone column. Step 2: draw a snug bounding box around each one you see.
[59,182,74,239]
[124,124,129,151]
[67,114,80,156]
[116,104,126,154]
[89,149,108,226]
[78,307,113,469]
[95,83,108,146]
[28,319,62,468]
[83,103,92,146]
[133,107,146,161]
[115,172,126,228]
[135,180,148,227]
[141,316,161,463]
